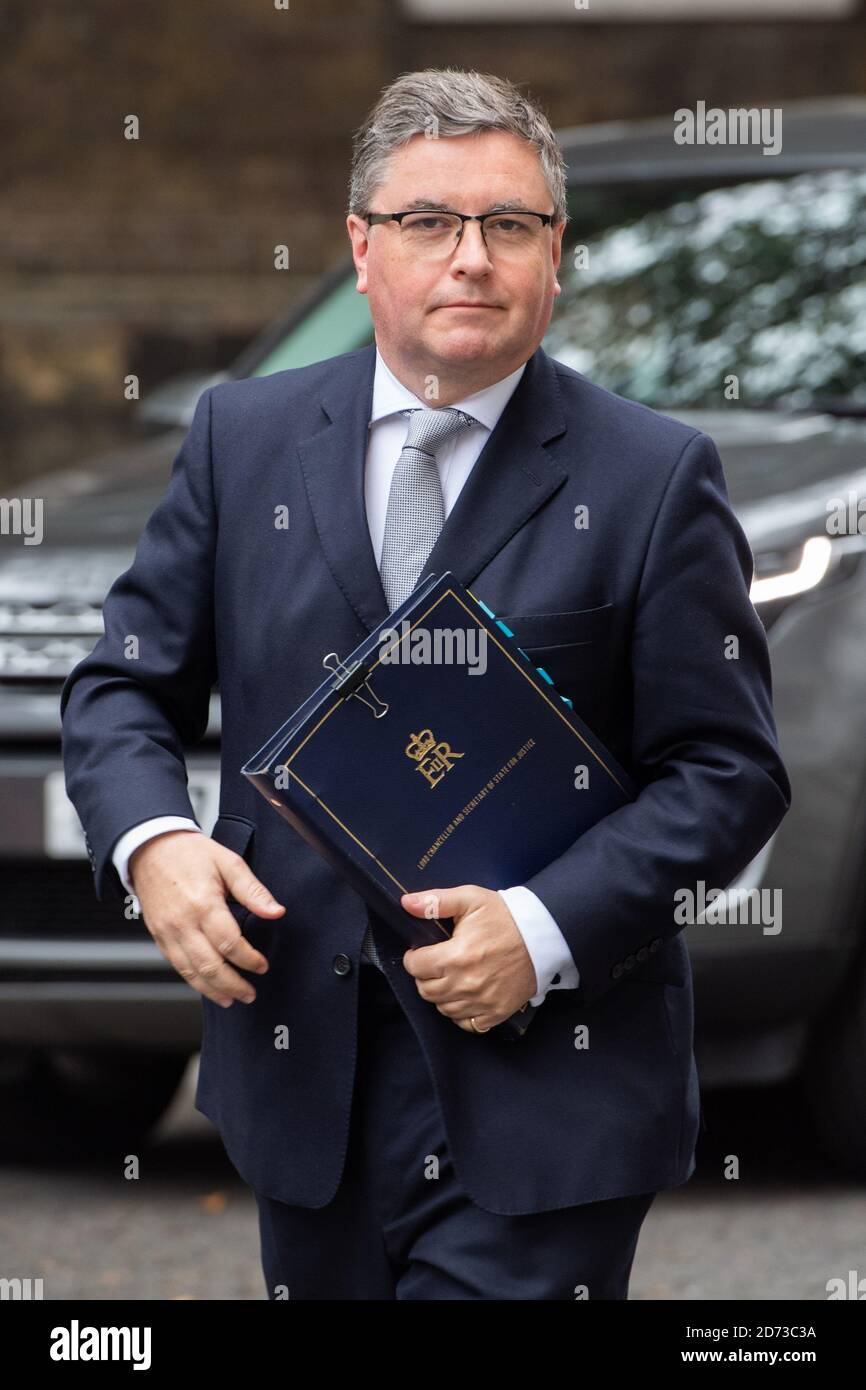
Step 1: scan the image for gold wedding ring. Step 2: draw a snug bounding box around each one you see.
[469,1016,491,1034]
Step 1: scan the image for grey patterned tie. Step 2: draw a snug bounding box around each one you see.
[379,405,478,612]
[360,405,478,969]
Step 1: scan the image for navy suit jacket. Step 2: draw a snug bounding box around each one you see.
[60,342,791,1215]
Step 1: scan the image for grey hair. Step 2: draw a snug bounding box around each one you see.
[348,68,570,226]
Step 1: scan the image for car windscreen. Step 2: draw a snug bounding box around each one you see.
[547,167,866,412]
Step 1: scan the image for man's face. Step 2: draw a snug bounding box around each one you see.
[346,130,565,394]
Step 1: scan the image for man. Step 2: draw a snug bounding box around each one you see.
[60,68,791,1300]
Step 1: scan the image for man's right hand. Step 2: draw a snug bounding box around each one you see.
[129,831,286,1007]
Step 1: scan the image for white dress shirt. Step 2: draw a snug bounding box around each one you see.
[111,345,580,1005]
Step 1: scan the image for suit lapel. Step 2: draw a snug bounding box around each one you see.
[297,342,569,635]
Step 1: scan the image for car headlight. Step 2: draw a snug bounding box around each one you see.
[749,532,865,633]
[750,536,833,605]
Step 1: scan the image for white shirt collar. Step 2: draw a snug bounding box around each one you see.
[370,344,528,432]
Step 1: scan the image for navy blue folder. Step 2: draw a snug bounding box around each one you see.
[241,570,637,1039]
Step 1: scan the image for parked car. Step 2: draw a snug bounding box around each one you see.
[3,98,866,1169]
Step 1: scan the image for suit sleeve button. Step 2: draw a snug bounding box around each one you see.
[611,962,624,979]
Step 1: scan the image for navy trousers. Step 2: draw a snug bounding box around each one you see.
[254,958,656,1300]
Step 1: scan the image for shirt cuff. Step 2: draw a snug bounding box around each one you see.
[112,817,203,895]
[497,885,580,1007]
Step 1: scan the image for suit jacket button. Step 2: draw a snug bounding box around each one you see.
[611,962,624,979]
[332,953,352,976]
[649,937,662,954]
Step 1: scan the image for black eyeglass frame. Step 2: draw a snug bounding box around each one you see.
[362,209,556,242]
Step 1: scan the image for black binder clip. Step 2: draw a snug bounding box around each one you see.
[322,652,389,719]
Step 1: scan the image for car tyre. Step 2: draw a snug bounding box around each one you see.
[0,1047,189,1162]
[800,952,866,1177]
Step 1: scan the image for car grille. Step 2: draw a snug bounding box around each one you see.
[0,600,103,682]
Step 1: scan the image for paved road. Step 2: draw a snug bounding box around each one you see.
[2,1064,863,1300]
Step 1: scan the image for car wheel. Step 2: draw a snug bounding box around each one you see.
[800,952,866,1177]
[0,1048,189,1162]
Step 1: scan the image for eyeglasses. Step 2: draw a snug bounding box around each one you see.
[363,208,555,259]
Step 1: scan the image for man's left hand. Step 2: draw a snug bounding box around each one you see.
[400,885,537,1033]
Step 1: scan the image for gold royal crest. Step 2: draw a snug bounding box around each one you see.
[406,728,465,788]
